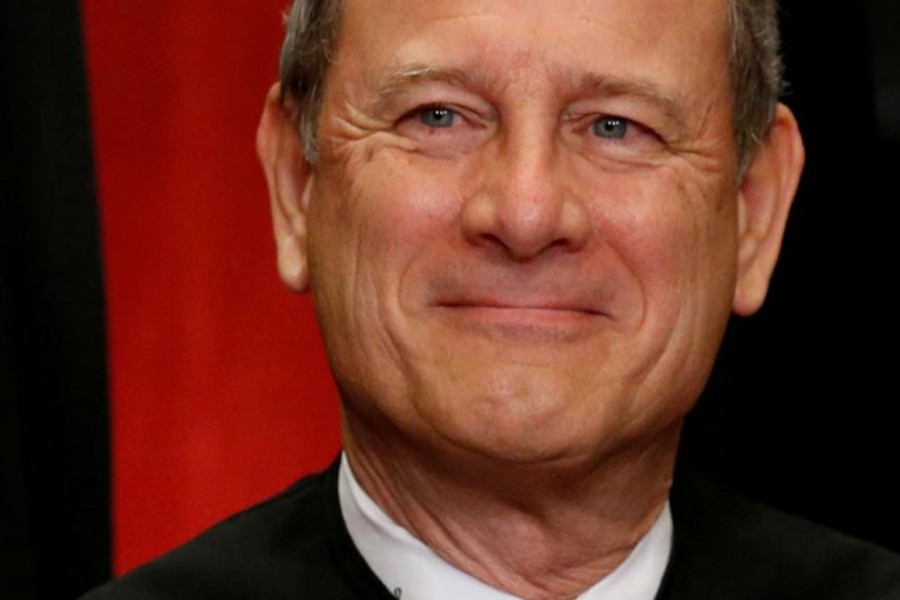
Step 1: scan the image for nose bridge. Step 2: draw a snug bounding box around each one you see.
[460,113,590,260]
[502,118,558,207]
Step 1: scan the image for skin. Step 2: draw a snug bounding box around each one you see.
[257,0,805,597]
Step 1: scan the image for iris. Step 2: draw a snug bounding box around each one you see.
[420,107,456,128]
[592,117,628,139]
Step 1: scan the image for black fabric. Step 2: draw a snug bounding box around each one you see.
[657,468,900,599]
[80,458,394,600]
[81,459,900,600]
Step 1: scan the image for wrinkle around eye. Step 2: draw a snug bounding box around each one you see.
[393,104,490,156]
[568,113,673,166]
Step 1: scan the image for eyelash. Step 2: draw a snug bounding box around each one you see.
[398,105,660,153]
[398,104,464,130]
[584,115,665,151]
[416,105,458,128]
[394,104,485,156]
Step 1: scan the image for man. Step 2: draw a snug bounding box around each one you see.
[83,0,900,598]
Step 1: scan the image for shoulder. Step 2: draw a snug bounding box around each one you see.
[657,468,900,600]
[79,460,391,600]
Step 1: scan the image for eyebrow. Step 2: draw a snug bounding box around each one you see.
[371,62,688,131]
[567,72,686,128]
[371,63,485,112]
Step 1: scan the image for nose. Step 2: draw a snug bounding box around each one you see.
[460,135,591,261]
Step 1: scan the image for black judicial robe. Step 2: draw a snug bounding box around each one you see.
[81,459,900,599]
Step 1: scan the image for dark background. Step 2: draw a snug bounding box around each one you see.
[1,1,898,598]
[682,0,900,555]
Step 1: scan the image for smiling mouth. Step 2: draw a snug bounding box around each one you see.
[439,291,607,313]
[434,300,608,341]
[441,301,603,316]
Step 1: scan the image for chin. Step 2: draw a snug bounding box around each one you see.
[418,384,624,467]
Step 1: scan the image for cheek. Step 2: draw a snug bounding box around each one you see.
[564,165,738,422]
[308,150,467,360]
[346,151,476,308]
[314,150,459,276]
[308,149,481,432]
[355,155,467,302]
[576,164,738,346]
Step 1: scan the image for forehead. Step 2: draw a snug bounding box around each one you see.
[333,0,731,96]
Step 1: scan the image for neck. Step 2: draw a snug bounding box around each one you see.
[343,416,680,600]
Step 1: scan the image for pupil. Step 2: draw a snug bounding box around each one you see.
[594,117,627,139]
[422,108,454,128]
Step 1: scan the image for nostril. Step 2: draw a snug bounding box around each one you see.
[558,199,592,252]
[481,233,506,251]
[461,190,592,261]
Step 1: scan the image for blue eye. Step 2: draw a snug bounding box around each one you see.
[592,117,629,139]
[419,107,456,128]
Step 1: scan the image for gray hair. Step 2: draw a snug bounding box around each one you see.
[279,0,343,162]
[280,0,783,172]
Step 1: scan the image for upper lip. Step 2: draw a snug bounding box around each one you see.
[438,296,605,315]
[423,262,616,319]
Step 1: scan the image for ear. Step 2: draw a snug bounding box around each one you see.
[732,103,805,316]
[256,83,313,293]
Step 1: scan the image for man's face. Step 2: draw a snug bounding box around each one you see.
[304,0,743,464]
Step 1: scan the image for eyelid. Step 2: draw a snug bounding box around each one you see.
[564,102,660,133]
[388,85,497,126]
[560,112,670,168]
[576,113,662,143]
[396,103,494,136]
[402,103,458,121]
[392,101,492,158]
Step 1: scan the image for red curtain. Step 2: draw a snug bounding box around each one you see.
[81,1,341,574]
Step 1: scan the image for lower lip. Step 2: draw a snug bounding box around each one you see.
[434,305,605,340]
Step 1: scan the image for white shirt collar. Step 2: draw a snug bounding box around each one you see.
[338,454,672,600]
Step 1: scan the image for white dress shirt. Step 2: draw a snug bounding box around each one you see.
[338,455,672,600]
